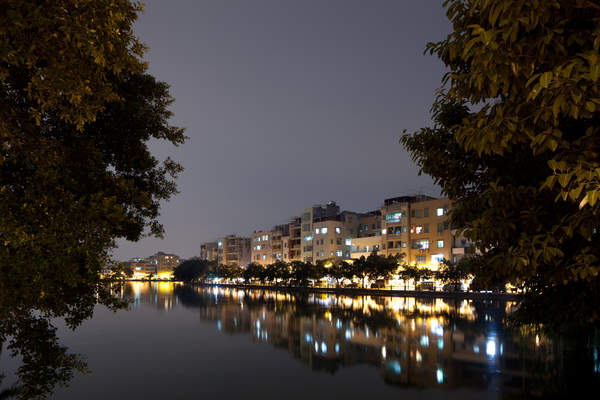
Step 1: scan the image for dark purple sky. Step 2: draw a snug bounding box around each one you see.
[113,0,451,261]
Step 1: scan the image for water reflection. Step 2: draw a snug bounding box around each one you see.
[122,283,599,398]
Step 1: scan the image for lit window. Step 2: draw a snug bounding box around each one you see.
[431,254,444,264]
[382,228,387,234]
[218,241,222,247]
[254,237,260,242]
[276,253,281,259]
[322,227,328,234]
[412,239,429,250]
[304,235,313,241]
[336,250,343,257]
[385,212,403,223]
[330,251,334,256]
[335,227,341,234]
[345,239,352,245]
[262,235,269,241]
[262,255,267,260]
[364,225,368,231]
[320,251,325,257]
[315,228,320,234]
[437,208,444,216]
[437,240,444,248]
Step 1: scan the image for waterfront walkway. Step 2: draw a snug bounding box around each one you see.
[194,283,521,301]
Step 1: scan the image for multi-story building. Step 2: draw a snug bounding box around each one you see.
[301,202,340,263]
[124,251,180,279]
[251,224,290,265]
[380,195,453,267]
[350,235,383,259]
[312,211,358,262]
[282,217,302,262]
[218,235,251,267]
[200,241,219,262]
[357,210,382,238]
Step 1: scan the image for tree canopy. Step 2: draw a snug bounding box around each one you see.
[401,0,600,326]
[1,1,184,397]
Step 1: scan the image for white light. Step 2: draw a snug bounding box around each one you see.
[436,368,444,384]
[321,342,327,353]
[382,229,387,234]
[314,342,318,352]
[381,346,387,359]
[420,336,429,347]
[335,343,340,353]
[486,339,497,357]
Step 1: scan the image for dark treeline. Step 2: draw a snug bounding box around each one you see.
[173,253,470,290]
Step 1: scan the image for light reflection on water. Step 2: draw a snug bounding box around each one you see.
[122,282,599,397]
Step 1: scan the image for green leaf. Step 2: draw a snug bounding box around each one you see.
[539,71,553,88]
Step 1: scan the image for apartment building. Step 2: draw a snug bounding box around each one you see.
[200,241,219,262]
[380,195,453,267]
[357,210,382,237]
[282,217,302,262]
[125,251,180,279]
[300,202,340,263]
[350,235,383,259]
[218,235,251,267]
[250,224,290,266]
[312,211,358,262]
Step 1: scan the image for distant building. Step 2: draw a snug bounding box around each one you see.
[350,235,383,259]
[200,241,219,262]
[357,210,382,237]
[124,251,180,279]
[218,235,251,267]
[282,216,302,263]
[301,202,340,263]
[380,195,458,267]
[312,211,357,262]
[251,224,290,266]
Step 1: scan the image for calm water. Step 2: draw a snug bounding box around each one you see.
[2,282,600,399]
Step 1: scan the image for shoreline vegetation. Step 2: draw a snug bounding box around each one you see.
[106,253,520,300]
[129,280,521,301]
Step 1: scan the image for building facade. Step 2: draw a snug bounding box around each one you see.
[350,235,383,259]
[218,235,251,267]
[301,202,340,263]
[200,241,219,262]
[380,195,453,267]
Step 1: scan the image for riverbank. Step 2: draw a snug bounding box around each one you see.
[192,282,521,301]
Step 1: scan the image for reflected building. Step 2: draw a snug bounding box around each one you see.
[123,284,568,396]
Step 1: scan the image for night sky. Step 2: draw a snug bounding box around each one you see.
[114,0,451,260]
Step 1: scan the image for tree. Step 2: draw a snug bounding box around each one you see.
[174,259,212,282]
[398,264,424,290]
[401,0,600,326]
[0,2,184,396]
[351,256,370,288]
[329,261,354,287]
[366,252,399,285]
[2,0,184,302]
[289,261,317,287]
[435,259,470,288]
[243,263,266,284]
[108,263,134,281]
